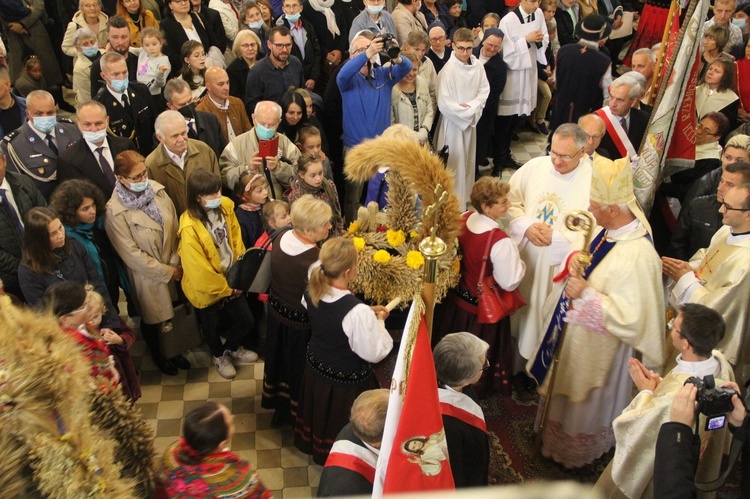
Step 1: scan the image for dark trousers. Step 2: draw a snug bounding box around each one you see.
[475,108,495,170]
[196,296,255,358]
[493,114,520,164]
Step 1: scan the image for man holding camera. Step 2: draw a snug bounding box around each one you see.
[594,304,735,499]
[654,379,747,498]
[337,31,412,222]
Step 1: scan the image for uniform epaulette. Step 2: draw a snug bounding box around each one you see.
[3,130,20,143]
[58,117,75,124]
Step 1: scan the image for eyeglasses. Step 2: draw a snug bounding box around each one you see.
[271,42,293,49]
[240,43,257,49]
[123,170,148,182]
[696,124,718,135]
[454,46,473,52]
[480,358,490,372]
[550,148,583,161]
[586,133,606,140]
[429,35,446,42]
[82,2,100,8]
[720,201,750,212]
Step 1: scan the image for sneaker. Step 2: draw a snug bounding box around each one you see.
[213,352,237,379]
[228,346,259,364]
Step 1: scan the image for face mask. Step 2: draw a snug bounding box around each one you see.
[732,18,747,30]
[247,20,265,30]
[178,103,196,119]
[367,5,384,15]
[110,77,129,93]
[286,12,301,22]
[203,197,222,209]
[82,129,107,144]
[128,180,149,192]
[82,45,99,58]
[33,116,57,133]
[256,123,276,140]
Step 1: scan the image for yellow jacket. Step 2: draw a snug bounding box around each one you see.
[177,197,246,308]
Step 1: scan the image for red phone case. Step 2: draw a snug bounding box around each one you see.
[258,136,279,159]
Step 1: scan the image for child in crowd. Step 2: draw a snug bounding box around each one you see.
[473,12,501,47]
[294,237,393,465]
[72,27,101,105]
[287,152,343,234]
[235,169,270,249]
[86,286,141,403]
[295,88,330,156]
[41,281,119,387]
[178,40,207,101]
[255,200,291,247]
[14,57,46,97]
[364,124,420,209]
[135,27,171,97]
[296,125,333,181]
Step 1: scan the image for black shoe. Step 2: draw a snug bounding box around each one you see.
[505,158,524,169]
[170,354,191,370]
[536,121,550,135]
[527,121,540,133]
[58,100,76,113]
[154,356,178,376]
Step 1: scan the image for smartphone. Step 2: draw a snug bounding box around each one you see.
[258,136,279,159]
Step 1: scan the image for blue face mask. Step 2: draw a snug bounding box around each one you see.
[248,20,265,30]
[33,116,57,134]
[82,129,108,144]
[128,180,149,192]
[256,123,276,140]
[732,18,747,30]
[110,78,129,93]
[82,45,99,58]
[286,12,301,22]
[367,5,384,15]
[203,196,223,209]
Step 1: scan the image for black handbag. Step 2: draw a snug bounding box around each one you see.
[226,227,290,292]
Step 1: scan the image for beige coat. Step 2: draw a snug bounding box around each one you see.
[219,129,299,199]
[391,75,434,144]
[392,4,428,45]
[105,181,180,324]
[62,11,109,59]
[146,140,221,214]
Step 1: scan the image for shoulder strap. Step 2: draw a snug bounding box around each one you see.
[477,228,497,289]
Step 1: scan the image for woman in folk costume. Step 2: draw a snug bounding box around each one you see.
[261,195,333,426]
[622,0,671,66]
[439,177,525,396]
[294,237,392,465]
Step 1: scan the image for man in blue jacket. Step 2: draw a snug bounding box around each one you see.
[337,31,412,222]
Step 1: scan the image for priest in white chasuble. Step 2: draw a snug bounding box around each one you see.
[433,28,489,208]
[531,156,666,469]
[508,124,594,364]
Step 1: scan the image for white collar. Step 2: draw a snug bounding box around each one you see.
[727,230,750,245]
[85,136,108,153]
[163,144,188,165]
[0,176,10,191]
[607,218,640,238]
[208,94,230,110]
[672,354,721,378]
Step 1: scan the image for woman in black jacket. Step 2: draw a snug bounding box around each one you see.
[160,0,220,73]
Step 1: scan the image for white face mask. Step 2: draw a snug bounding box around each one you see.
[367,4,384,15]
[82,129,108,144]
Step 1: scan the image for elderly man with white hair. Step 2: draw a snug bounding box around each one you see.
[433,332,490,488]
[630,47,656,106]
[145,110,220,213]
[219,100,298,200]
[595,74,650,162]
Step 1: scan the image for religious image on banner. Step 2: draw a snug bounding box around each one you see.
[401,430,450,476]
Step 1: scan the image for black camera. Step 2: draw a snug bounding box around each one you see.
[684,375,737,430]
[379,33,400,60]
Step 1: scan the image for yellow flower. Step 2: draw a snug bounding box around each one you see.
[410,230,419,240]
[373,250,391,264]
[387,229,406,247]
[405,251,425,269]
[347,221,360,234]
[352,237,365,252]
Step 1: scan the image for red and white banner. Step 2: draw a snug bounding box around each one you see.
[372,302,455,496]
[633,0,708,214]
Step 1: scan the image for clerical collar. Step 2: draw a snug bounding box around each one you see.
[518,4,535,17]
[730,229,750,237]
[209,94,229,110]
[673,354,720,377]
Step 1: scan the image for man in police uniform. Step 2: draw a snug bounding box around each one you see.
[1,90,81,200]
[94,52,154,156]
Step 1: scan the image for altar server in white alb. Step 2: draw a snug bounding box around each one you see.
[494,0,548,170]
[433,27,489,208]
